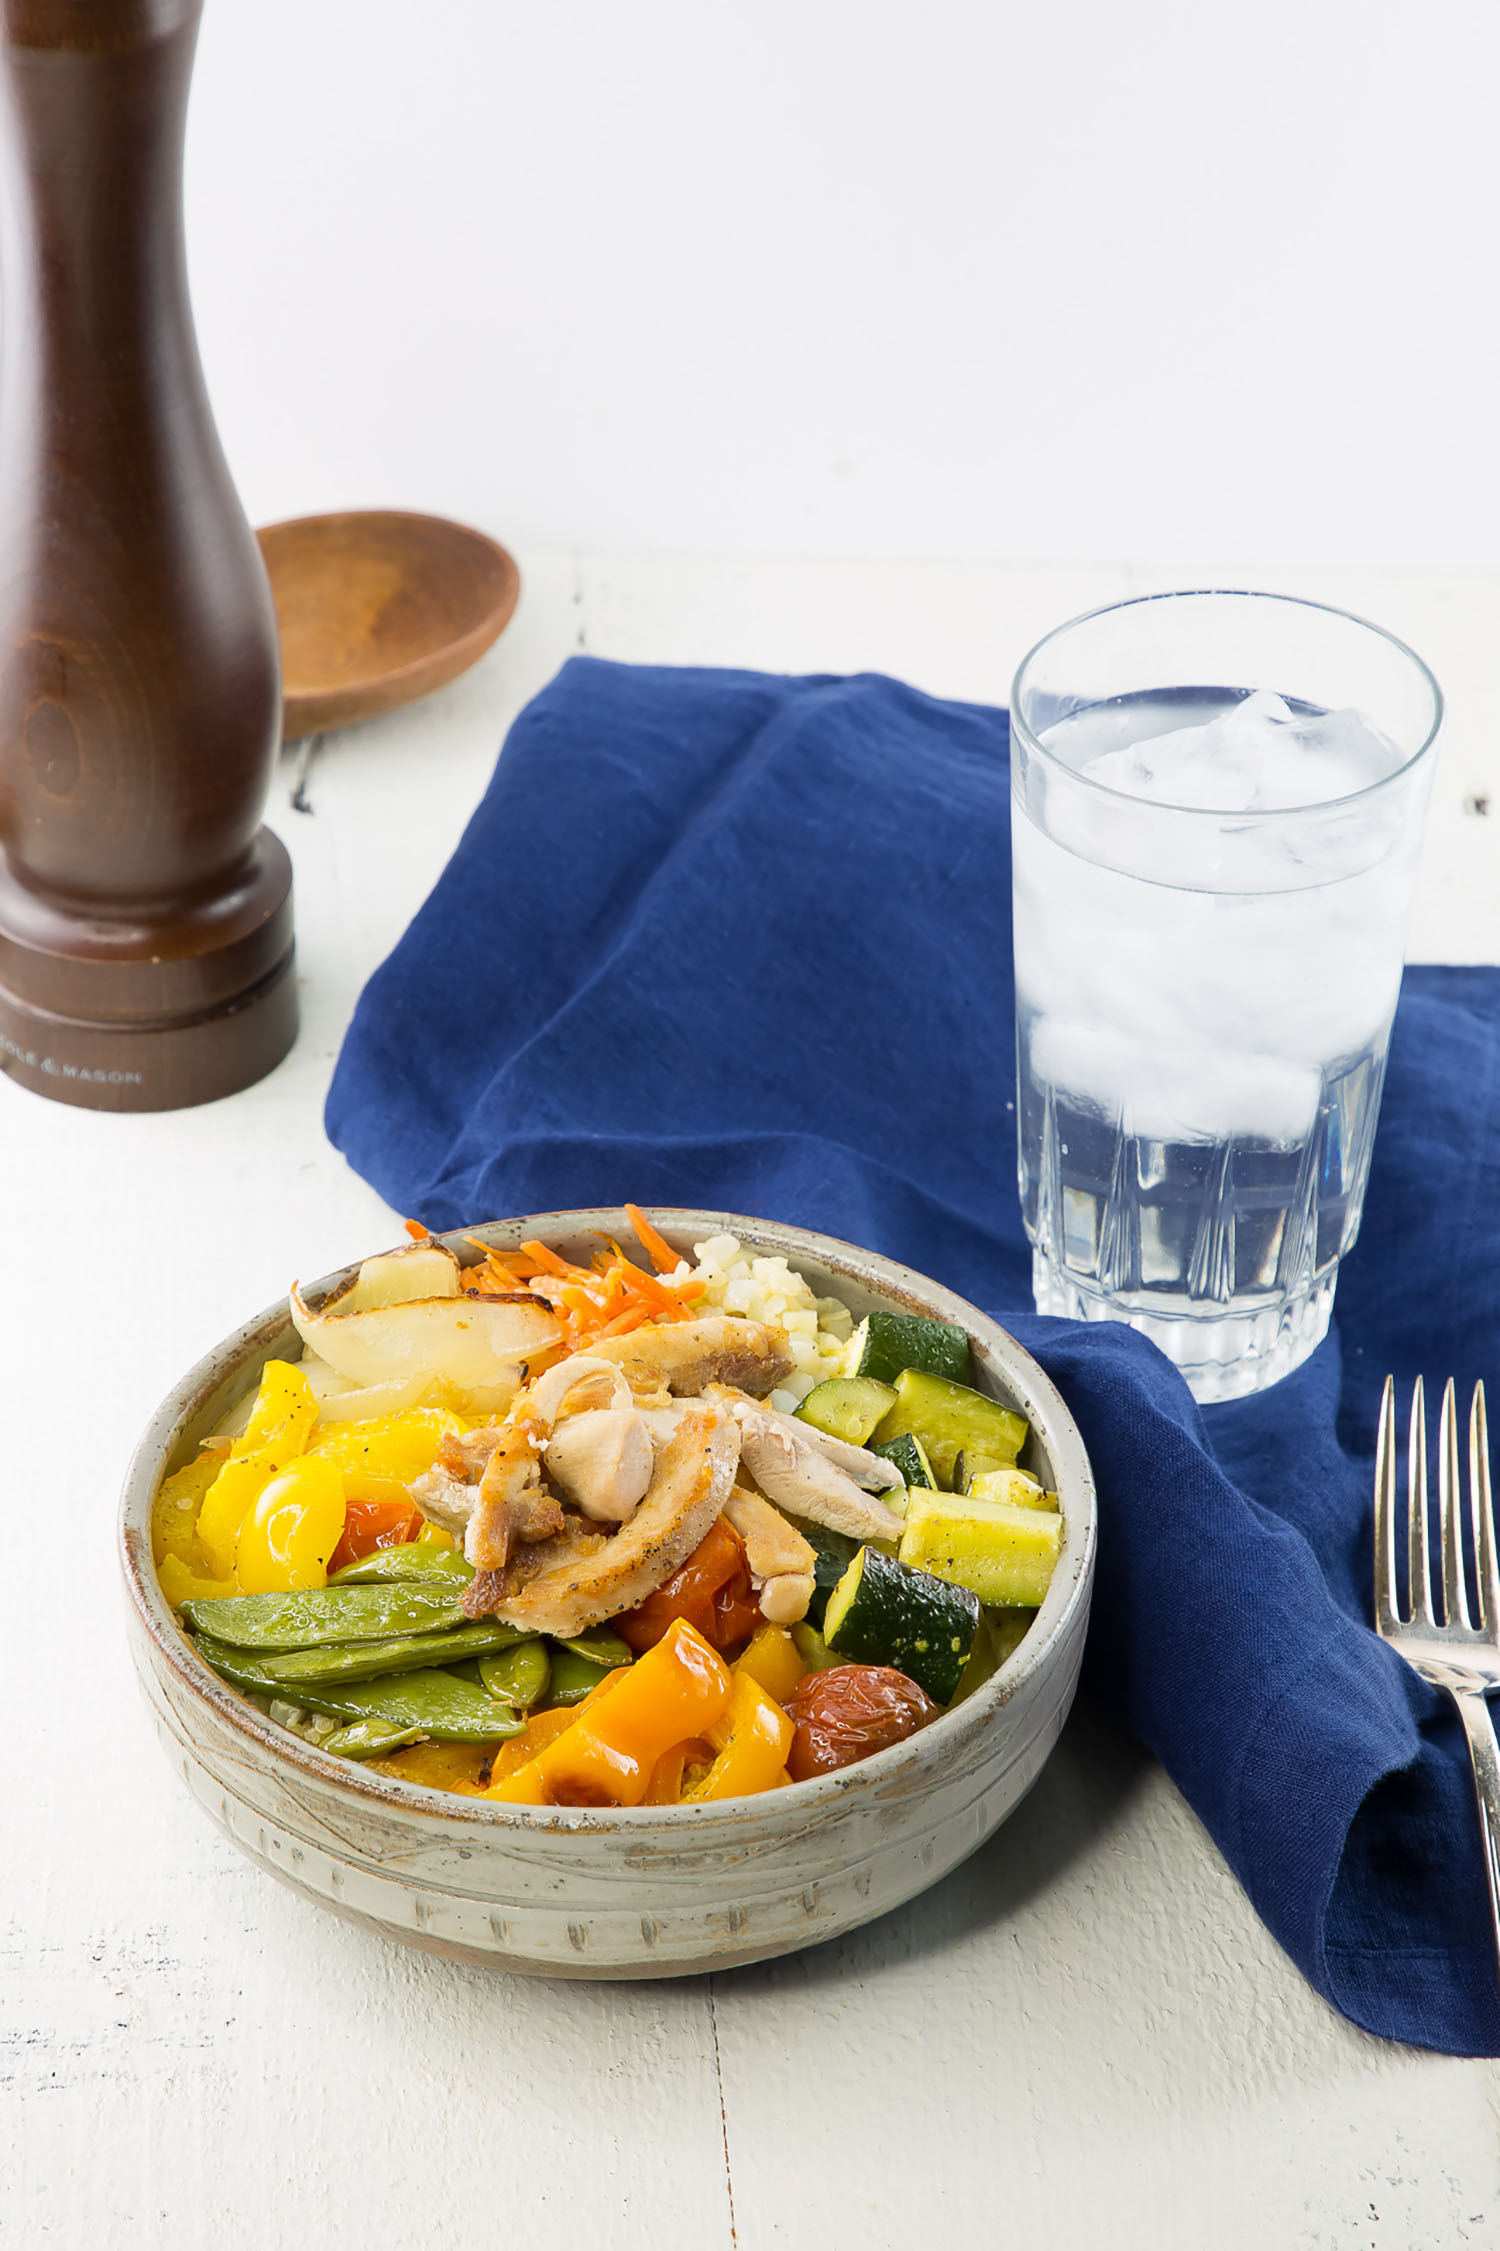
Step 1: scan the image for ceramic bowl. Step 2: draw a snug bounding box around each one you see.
[119,1209,1096,1978]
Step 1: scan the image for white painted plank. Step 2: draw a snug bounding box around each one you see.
[711,1708,1500,2248]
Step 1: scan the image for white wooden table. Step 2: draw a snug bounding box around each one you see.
[6,553,1500,2249]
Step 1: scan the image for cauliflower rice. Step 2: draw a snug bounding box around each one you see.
[669,1234,854,1414]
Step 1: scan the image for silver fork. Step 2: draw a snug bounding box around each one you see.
[1375,1375,1500,1968]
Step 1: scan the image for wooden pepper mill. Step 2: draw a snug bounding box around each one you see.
[0,0,295,1111]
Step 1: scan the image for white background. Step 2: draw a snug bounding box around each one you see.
[187,0,1500,567]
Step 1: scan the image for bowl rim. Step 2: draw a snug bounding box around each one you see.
[119,1206,1097,1834]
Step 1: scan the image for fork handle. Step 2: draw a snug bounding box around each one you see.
[1454,1690,1500,1970]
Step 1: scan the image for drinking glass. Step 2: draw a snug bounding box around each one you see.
[1010,589,1441,1402]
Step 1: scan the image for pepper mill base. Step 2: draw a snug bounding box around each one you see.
[0,828,298,1113]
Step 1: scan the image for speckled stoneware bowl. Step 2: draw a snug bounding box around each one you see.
[120,1210,1096,1977]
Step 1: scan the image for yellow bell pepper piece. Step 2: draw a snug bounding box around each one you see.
[682,1671,795,1803]
[151,1452,223,1567]
[305,1408,463,1505]
[369,1741,494,1792]
[734,1623,806,1705]
[156,1553,238,1605]
[195,1361,318,1577]
[235,1456,348,1594]
[413,1521,455,1551]
[487,1620,730,1807]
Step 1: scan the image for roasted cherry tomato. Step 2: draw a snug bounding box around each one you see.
[708,1565,761,1655]
[327,1497,423,1574]
[782,1665,939,1781]
[617,1518,748,1652]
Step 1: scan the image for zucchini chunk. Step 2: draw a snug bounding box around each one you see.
[843,1310,971,1386]
[790,1620,842,1673]
[796,1375,897,1447]
[823,1544,980,1705]
[899,1492,1062,1608]
[870,1432,937,1490]
[872,1368,1028,1489]
[968,1467,1057,1513]
[956,1448,1030,1493]
[950,1607,1038,1703]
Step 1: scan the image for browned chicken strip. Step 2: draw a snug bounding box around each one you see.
[462,1517,604,1620]
[588,1316,792,1399]
[471,1403,741,1635]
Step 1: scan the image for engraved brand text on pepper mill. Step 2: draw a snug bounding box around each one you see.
[0,0,296,1112]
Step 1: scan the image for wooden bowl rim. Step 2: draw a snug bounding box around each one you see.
[255,509,521,734]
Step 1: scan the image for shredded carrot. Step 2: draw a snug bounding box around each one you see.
[403,1218,430,1241]
[615,1260,689,1319]
[520,1238,587,1280]
[521,1341,571,1378]
[463,1238,544,1280]
[520,1272,567,1306]
[463,1266,536,1298]
[439,1218,707,1346]
[625,1204,681,1277]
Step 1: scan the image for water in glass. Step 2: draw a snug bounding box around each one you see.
[1014,685,1421,1402]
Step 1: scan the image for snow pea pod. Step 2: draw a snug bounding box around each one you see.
[555,1629,633,1668]
[329,1546,473,1588]
[180,1584,467,1651]
[478,1640,550,1709]
[259,1618,524,1687]
[544,1644,625,1708]
[192,1636,524,1742]
[322,1719,424,1760]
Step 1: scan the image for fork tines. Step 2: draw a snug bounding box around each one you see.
[1375,1375,1500,1636]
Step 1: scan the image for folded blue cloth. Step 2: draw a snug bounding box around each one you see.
[327,658,1500,2056]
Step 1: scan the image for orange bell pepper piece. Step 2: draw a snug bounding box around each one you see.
[640,1737,718,1805]
[682,1670,795,1803]
[486,1619,731,1807]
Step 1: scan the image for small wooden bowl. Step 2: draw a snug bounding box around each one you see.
[256,510,521,741]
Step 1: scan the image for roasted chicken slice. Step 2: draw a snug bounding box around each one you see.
[588,1316,793,1399]
[470,1403,741,1636]
[411,1415,562,1578]
[723,1484,818,1624]
[728,1397,905,1543]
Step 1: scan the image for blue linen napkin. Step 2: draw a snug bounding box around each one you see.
[327,657,1500,2057]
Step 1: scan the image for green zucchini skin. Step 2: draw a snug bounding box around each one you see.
[796,1375,897,1446]
[822,1545,980,1705]
[871,1431,937,1489]
[785,1513,859,1627]
[846,1311,971,1387]
[899,1491,1062,1608]
[872,1368,1028,1489]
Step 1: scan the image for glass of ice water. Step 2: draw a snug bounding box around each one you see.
[1010,589,1441,1403]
